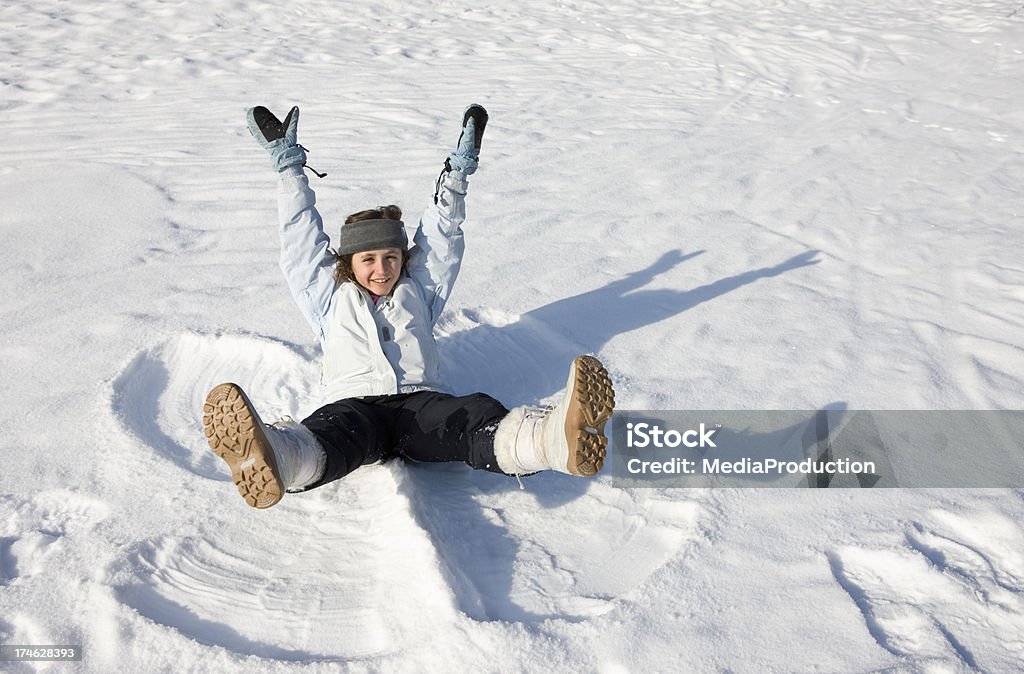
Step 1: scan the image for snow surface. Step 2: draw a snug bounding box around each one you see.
[2,0,1023,671]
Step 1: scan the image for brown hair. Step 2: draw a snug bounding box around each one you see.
[333,205,409,286]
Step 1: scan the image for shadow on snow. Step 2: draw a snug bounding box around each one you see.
[402,247,819,622]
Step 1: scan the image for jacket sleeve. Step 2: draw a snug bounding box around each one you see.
[406,169,469,324]
[276,166,337,343]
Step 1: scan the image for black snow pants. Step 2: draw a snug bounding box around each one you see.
[299,391,510,490]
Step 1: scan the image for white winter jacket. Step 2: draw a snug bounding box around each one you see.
[276,165,469,402]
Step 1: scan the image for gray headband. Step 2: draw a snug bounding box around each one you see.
[335,218,409,256]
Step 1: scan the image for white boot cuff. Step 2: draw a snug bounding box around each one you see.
[493,406,529,475]
[287,422,327,491]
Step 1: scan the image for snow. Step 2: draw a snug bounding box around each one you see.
[1,0,1023,671]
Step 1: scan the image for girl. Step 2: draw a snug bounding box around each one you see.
[202,104,615,509]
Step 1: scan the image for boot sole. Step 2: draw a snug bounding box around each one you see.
[202,383,284,509]
[565,355,616,477]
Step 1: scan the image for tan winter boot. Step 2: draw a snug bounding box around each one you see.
[494,355,615,477]
[202,383,325,509]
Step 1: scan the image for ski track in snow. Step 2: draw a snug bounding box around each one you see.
[2,0,1023,670]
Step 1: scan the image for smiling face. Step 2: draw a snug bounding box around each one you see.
[350,247,403,296]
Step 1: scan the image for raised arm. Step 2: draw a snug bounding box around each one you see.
[407,105,488,323]
[277,168,336,341]
[247,105,336,342]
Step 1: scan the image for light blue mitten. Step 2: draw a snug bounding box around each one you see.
[434,104,489,203]
[246,105,308,172]
[446,103,489,175]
